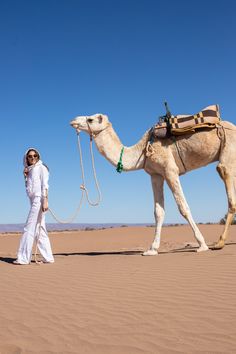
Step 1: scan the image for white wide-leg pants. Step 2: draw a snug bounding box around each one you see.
[17,196,54,264]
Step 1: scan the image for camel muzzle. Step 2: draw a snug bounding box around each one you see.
[70,120,81,134]
[70,120,78,128]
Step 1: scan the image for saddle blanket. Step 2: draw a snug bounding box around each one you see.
[153,104,221,138]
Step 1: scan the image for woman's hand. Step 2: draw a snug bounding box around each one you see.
[42,197,49,212]
[23,167,28,177]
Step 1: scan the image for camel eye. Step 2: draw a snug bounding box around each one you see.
[87,118,93,123]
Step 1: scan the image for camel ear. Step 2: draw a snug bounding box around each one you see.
[98,115,103,123]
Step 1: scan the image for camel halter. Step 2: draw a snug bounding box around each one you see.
[85,117,110,139]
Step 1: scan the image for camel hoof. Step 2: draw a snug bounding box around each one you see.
[196,244,209,253]
[210,241,225,250]
[142,249,158,256]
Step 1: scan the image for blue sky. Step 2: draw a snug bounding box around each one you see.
[0,0,236,224]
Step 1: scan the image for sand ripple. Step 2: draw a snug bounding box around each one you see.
[1,225,236,353]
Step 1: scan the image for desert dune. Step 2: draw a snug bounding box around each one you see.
[0,225,236,354]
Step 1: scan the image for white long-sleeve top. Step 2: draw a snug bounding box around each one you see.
[26,160,49,198]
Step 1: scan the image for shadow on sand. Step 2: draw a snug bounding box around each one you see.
[0,257,16,264]
[1,242,235,264]
[165,241,236,254]
[54,250,144,257]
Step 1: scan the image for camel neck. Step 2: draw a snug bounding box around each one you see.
[93,124,148,171]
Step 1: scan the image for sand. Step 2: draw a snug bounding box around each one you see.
[0,224,236,354]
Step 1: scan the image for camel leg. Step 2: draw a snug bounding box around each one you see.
[143,174,165,256]
[166,172,208,252]
[213,164,236,249]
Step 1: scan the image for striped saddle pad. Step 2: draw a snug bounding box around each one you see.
[153,104,221,138]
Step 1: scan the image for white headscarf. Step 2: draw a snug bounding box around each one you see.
[23,148,49,186]
[23,147,41,168]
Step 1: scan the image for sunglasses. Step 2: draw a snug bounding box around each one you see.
[27,154,38,158]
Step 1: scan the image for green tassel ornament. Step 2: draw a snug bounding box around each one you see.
[116,147,124,173]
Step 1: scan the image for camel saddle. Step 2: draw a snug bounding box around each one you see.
[153,104,221,138]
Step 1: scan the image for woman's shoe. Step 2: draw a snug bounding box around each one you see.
[13,260,28,265]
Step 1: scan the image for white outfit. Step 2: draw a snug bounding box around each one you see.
[16,150,54,264]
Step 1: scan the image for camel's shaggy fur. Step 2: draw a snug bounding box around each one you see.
[70,114,236,255]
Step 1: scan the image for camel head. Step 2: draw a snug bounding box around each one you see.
[70,114,110,135]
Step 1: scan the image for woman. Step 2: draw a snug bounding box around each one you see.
[14,148,54,265]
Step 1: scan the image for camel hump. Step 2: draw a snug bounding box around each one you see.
[220,121,236,131]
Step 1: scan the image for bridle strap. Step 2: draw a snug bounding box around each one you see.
[86,117,109,140]
[86,118,95,139]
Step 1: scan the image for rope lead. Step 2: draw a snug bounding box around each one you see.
[48,132,102,224]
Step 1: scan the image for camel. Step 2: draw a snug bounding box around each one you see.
[70,113,236,255]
